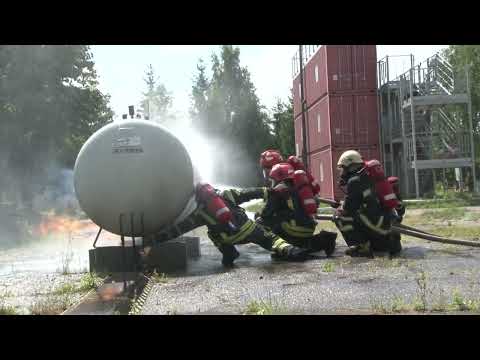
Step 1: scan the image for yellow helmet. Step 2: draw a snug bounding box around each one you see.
[337,150,363,169]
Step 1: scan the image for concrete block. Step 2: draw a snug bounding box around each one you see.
[146,240,187,272]
[89,246,139,273]
[183,236,201,259]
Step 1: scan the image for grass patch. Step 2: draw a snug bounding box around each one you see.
[372,297,412,314]
[404,192,480,209]
[322,262,335,273]
[375,257,403,268]
[451,290,480,312]
[151,271,168,284]
[53,283,77,296]
[243,300,287,315]
[431,226,480,240]
[78,273,102,292]
[0,306,18,315]
[53,273,103,296]
[0,289,17,315]
[421,208,467,221]
[30,294,72,315]
[390,297,412,313]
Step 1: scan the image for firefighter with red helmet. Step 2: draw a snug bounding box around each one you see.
[255,162,337,256]
[155,182,314,267]
[259,149,284,185]
[334,150,401,257]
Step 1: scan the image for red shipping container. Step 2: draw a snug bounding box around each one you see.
[305,93,379,153]
[352,45,378,91]
[293,45,377,111]
[353,93,380,146]
[293,75,302,118]
[309,148,334,199]
[308,145,381,201]
[306,95,331,153]
[294,114,304,157]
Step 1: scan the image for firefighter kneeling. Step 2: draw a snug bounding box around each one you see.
[156,182,315,267]
[256,156,336,256]
[334,150,402,257]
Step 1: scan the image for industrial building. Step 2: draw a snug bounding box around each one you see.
[292,45,477,199]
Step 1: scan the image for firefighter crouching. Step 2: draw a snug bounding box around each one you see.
[255,155,336,256]
[155,182,314,267]
[334,150,401,257]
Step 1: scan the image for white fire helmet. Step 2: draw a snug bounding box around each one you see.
[337,150,363,170]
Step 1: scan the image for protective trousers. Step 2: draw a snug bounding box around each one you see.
[208,219,295,257]
[334,214,393,252]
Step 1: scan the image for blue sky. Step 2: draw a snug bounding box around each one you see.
[91,45,447,120]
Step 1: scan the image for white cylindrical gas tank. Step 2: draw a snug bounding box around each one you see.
[74,120,195,236]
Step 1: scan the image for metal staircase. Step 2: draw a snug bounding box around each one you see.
[378,50,476,198]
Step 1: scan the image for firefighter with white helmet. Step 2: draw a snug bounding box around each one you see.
[334,150,399,257]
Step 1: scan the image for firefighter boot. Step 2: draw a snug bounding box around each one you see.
[308,231,337,257]
[282,246,310,261]
[271,245,310,262]
[389,232,402,257]
[220,244,240,267]
[345,241,374,258]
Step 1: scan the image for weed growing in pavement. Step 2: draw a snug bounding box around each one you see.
[390,297,411,313]
[244,300,288,315]
[451,290,479,312]
[78,273,102,292]
[414,269,429,312]
[431,288,448,312]
[371,300,390,314]
[151,271,168,284]
[53,273,103,296]
[371,297,412,314]
[322,262,335,273]
[29,292,72,315]
[0,289,17,315]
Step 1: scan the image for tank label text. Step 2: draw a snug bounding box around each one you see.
[112,136,144,154]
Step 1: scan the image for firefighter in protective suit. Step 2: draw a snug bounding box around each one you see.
[257,150,336,254]
[334,150,399,257]
[156,182,314,267]
[253,162,336,256]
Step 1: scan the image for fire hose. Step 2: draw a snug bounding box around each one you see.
[315,197,480,248]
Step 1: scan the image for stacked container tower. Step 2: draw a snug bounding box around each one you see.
[292,45,380,200]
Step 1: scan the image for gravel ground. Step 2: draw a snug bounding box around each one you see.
[140,213,480,315]
[0,220,114,315]
[2,208,479,315]
[0,272,89,314]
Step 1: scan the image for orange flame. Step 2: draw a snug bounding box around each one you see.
[35,213,90,237]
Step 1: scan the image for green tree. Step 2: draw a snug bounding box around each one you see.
[140,64,173,123]
[189,46,274,185]
[190,59,209,129]
[443,45,480,163]
[0,45,113,206]
[270,96,295,157]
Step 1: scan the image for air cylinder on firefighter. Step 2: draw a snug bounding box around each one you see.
[74,120,196,236]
